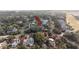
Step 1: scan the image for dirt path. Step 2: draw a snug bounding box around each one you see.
[0,35,21,40]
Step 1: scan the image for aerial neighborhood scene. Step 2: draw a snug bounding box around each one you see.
[0,10,79,49]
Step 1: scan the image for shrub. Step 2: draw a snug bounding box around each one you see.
[35,32,45,41]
